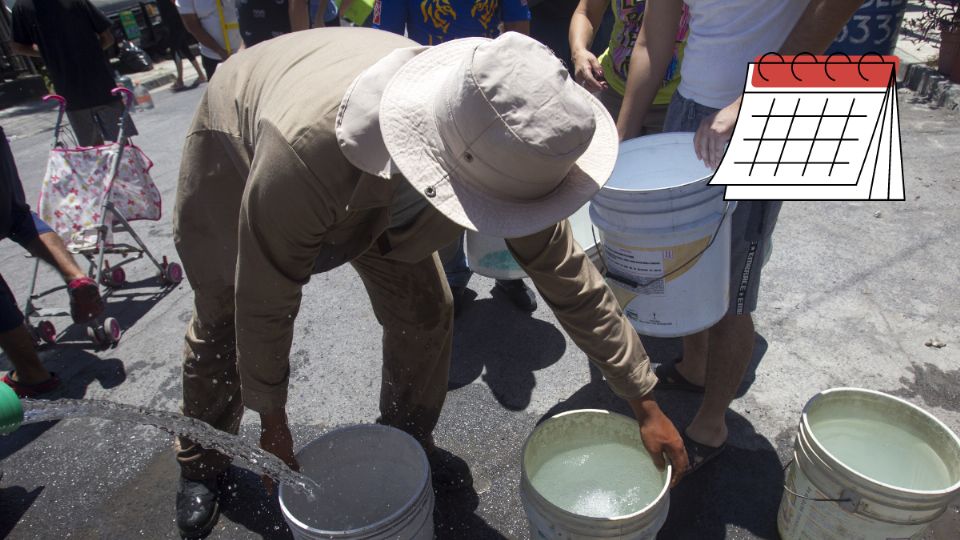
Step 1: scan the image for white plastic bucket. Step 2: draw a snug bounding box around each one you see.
[520,409,671,539]
[278,424,434,540]
[778,388,960,540]
[590,132,734,338]
[465,203,600,280]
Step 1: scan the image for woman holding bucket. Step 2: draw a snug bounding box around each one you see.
[616,0,867,472]
[171,29,689,538]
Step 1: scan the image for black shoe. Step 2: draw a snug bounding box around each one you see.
[427,447,474,493]
[176,476,221,539]
[494,279,537,312]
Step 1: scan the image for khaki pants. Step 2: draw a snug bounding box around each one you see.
[173,130,454,480]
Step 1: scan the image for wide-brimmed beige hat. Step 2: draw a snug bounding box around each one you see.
[378,32,618,238]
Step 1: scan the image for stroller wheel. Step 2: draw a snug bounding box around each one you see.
[86,325,104,345]
[162,261,183,285]
[104,267,126,288]
[103,318,122,343]
[38,320,57,344]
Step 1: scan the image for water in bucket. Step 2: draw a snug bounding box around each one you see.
[530,441,663,518]
[809,403,954,491]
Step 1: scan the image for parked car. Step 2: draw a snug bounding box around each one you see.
[92,0,165,59]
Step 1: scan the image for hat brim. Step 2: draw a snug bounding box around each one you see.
[379,38,619,239]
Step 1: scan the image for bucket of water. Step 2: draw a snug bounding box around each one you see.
[520,409,671,539]
[278,424,434,540]
[590,132,734,337]
[778,387,960,540]
[466,204,600,280]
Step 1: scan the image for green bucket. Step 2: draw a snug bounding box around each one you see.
[0,383,23,434]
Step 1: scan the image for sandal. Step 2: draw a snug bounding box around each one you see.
[654,360,705,393]
[683,432,726,474]
[3,371,62,399]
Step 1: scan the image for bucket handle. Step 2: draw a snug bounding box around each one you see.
[781,459,857,507]
[591,201,734,290]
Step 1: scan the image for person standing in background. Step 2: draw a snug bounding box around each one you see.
[156,0,207,91]
[309,0,340,27]
[569,0,688,133]
[236,0,309,48]
[177,0,242,78]
[10,0,138,146]
[373,0,539,315]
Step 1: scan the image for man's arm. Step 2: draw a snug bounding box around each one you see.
[503,20,529,35]
[288,0,310,32]
[616,0,683,141]
[99,30,115,50]
[181,13,229,59]
[506,222,688,480]
[692,0,865,168]
[569,0,608,92]
[9,42,41,57]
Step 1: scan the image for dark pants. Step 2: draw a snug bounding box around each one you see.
[201,56,221,80]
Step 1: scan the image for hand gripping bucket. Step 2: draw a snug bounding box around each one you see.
[279,424,434,540]
[778,388,960,539]
[590,132,735,337]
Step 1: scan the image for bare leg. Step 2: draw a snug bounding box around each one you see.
[174,55,185,87]
[0,324,52,385]
[685,312,755,447]
[189,56,207,83]
[677,328,709,386]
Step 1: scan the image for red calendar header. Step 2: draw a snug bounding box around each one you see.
[750,54,899,88]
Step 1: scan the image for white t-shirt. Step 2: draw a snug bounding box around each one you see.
[177,0,241,60]
[679,0,811,109]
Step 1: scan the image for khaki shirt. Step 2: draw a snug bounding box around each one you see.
[187,27,656,413]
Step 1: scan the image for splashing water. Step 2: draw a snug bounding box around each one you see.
[21,398,320,500]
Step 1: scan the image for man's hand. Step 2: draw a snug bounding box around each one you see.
[694,96,742,170]
[259,409,299,494]
[572,49,608,93]
[628,395,688,486]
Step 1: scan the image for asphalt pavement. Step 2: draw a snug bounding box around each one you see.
[0,67,958,538]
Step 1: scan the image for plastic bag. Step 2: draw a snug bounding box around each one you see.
[116,40,154,74]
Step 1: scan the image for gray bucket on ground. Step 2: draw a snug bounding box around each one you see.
[778,388,960,539]
[278,424,434,540]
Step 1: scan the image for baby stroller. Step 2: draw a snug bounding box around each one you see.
[24,88,183,347]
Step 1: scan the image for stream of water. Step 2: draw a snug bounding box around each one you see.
[21,398,320,499]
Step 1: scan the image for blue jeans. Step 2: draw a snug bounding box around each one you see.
[443,232,472,289]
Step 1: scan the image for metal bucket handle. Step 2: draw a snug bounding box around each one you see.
[591,200,735,291]
[782,458,859,511]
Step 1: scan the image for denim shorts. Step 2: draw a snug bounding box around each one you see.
[665,92,782,315]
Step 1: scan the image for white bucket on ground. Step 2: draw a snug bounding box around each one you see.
[278,424,434,540]
[465,203,600,281]
[778,388,960,540]
[520,409,671,539]
[590,132,734,338]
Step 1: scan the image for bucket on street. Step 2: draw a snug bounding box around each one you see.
[590,132,734,337]
[778,387,960,540]
[465,203,600,280]
[520,409,671,539]
[279,424,434,540]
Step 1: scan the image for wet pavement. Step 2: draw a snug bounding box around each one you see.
[1,73,958,538]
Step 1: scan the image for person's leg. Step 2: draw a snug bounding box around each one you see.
[0,274,55,389]
[171,127,247,537]
[201,56,220,80]
[172,50,186,88]
[92,101,139,143]
[350,250,453,447]
[26,218,104,324]
[65,109,104,147]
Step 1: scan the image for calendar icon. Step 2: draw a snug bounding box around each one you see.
[710,54,903,201]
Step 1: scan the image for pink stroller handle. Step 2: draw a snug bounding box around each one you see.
[112,87,135,111]
[43,94,66,111]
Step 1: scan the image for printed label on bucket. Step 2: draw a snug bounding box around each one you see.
[602,235,711,305]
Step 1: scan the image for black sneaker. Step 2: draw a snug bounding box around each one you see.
[176,475,220,539]
[427,447,474,493]
[493,279,537,312]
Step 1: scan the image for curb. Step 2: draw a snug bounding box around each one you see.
[900,63,960,110]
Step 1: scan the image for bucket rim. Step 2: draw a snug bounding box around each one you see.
[603,132,715,194]
[800,387,960,497]
[520,408,672,522]
[278,423,431,536]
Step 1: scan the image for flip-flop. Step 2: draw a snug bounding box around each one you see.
[2,371,62,399]
[683,432,726,474]
[654,360,705,393]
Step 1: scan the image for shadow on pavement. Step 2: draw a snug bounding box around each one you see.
[541,354,784,539]
[0,350,126,462]
[0,485,44,538]
[449,295,567,411]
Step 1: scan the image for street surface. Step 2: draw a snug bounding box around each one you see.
[0,78,958,538]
